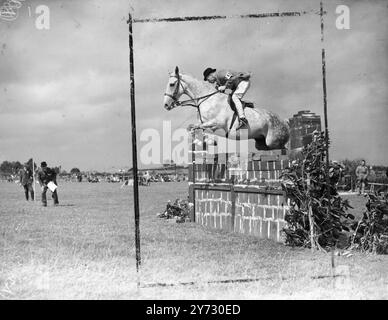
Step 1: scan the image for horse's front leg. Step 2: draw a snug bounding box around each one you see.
[200,121,221,146]
[188,120,220,146]
[187,119,219,131]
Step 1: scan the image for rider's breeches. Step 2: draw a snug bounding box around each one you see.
[232,80,250,119]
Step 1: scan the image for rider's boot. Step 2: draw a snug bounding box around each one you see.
[232,95,248,130]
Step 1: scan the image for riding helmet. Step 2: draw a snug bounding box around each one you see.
[203,67,216,80]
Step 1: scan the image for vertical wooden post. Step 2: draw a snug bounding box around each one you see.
[320,0,334,249]
[128,12,141,283]
[32,157,36,202]
[188,130,196,222]
[320,1,330,194]
[224,155,228,182]
[230,185,236,232]
[192,130,196,185]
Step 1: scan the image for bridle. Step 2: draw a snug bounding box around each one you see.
[164,74,184,105]
[164,73,219,110]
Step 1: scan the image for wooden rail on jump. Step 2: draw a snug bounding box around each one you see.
[368,182,388,195]
[188,130,291,243]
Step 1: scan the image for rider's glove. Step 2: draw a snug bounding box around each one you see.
[218,85,226,92]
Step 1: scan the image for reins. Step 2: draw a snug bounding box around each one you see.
[174,91,219,108]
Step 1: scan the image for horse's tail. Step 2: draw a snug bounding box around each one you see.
[284,118,291,129]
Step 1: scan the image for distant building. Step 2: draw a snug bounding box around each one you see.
[288,110,321,149]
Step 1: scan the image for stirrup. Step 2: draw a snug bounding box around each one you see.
[237,118,248,130]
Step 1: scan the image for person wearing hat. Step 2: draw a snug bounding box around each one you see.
[37,161,59,207]
[203,67,252,130]
[329,160,344,191]
[19,163,34,201]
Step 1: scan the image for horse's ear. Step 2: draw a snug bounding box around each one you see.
[175,66,179,75]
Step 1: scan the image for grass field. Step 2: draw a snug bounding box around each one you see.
[0,181,387,299]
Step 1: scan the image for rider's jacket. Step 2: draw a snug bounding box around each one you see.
[213,70,251,91]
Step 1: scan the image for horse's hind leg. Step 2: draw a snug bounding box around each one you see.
[254,137,270,150]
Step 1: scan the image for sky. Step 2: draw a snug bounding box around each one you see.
[0,0,387,171]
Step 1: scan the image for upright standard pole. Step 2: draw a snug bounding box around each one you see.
[128,12,141,280]
[32,157,36,202]
[320,1,329,166]
[320,1,333,248]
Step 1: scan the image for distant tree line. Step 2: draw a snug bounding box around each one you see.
[0,160,23,174]
[0,158,62,175]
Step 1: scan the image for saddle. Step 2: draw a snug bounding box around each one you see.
[227,94,254,113]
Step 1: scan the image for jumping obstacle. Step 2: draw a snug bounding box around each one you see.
[188,130,291,243]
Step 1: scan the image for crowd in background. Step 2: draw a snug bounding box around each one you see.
[1,159,387,194]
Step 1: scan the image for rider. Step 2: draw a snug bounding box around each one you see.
[203,67,251,130]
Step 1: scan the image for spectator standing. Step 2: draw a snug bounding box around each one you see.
[355,160,369,195]
[329,160,344,191]
[37,161,59,207]
[19,164,34,201]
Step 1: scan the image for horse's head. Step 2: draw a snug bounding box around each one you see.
[163,66,187,111]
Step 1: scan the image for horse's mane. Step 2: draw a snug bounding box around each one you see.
[179,73,216,94]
